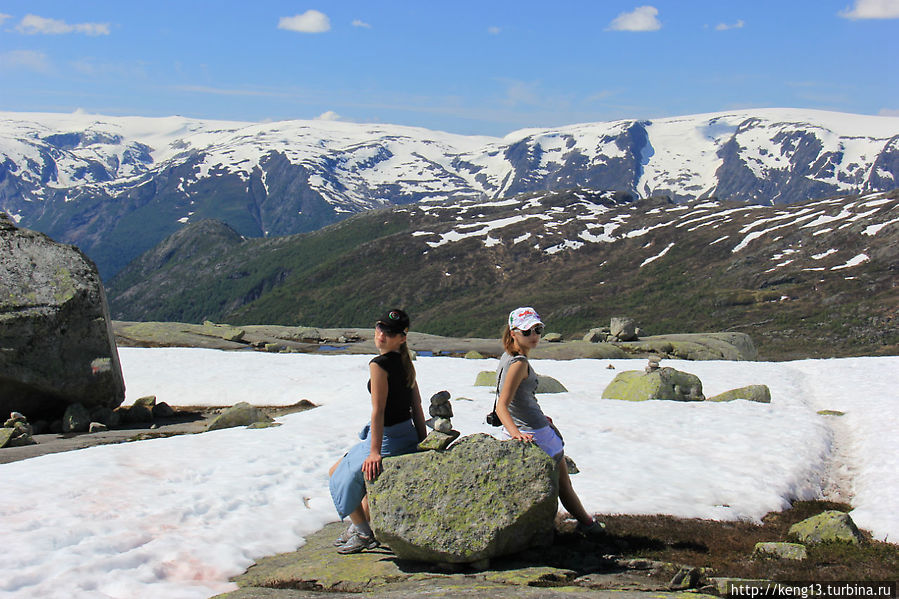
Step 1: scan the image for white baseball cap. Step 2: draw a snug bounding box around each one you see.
[509,307,543,331]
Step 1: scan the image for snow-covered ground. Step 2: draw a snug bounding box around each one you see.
[1,348,897,599]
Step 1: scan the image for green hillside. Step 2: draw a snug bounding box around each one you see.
[107,188,899,360]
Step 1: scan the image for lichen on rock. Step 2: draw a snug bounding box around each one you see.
[601,367,704,402]
[367,433,559,564]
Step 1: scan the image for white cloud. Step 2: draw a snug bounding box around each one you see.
[315,110,341,121]
[278,10,331,33]
[879,108,899,117]
[586,90,616,102]
[16,14,110,36]
[352,19,371,28]
[0,49,51,72]
[839,0,899,19]
[608,6,661,32]
[501,79,541,107]
[715,19,745,30]
[0,13,13,25]
[488,26,501,35]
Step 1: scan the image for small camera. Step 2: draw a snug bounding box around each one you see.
[486,411,501,427]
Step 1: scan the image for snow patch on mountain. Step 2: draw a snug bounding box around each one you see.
[405,189,898,279]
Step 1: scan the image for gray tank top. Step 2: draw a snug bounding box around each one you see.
[496,352,548,432]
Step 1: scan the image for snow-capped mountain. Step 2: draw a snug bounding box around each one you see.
[1,108,897,277]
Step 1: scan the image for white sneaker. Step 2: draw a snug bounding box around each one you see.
[333,524,354,547]
[336,530,380,554]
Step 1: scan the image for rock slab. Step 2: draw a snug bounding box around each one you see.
[207,402,274,431]
[367,433,559,564]
[753,542,808,560]
[0,214,125,421]
[707,385,771,403]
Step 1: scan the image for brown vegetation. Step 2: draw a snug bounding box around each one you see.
[590,501,899,582]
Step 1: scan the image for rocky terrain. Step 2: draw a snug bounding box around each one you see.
[111,320,758,361]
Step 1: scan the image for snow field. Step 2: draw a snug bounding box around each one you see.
[0,349,896,599]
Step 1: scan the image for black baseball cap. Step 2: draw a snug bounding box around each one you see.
[377,308,410,334]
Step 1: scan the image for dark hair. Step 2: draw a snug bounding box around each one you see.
[501,324,520,355]
[399,341,416,388]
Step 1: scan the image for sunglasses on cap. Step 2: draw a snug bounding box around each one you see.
[376,322,406,336]
[516,324,544,337]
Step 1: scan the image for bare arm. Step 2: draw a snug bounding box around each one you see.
[362,362,388,481]
[410,382,427,441]
[496,359,534,442]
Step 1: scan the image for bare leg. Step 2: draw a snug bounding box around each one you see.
[348,503,367,526]
[558,458,593,526]
[362,495,370,521]
[328,457,342,477]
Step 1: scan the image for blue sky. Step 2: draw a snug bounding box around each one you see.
[0,1,897,136]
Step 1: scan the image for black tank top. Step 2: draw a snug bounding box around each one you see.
[367,351,413,426]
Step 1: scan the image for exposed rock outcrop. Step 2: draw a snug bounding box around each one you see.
[367,433,559,564]
[614,333,758,361]
[0,214,125,421]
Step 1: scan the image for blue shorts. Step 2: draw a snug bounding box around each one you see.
[503,424,564,463]
[329,419,419,519]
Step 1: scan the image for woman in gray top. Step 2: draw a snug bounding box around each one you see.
[495,307,603,536]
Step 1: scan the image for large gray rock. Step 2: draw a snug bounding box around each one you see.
[0,214,125,421]
[610,317,638,341]
[535,376,568,394]
[475,371,568,394]
[788,511,864,545]
[368,433,559,564]
[601,367,704,402]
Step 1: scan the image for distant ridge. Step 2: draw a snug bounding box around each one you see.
[106,187,899,360]
[2,108,898,277]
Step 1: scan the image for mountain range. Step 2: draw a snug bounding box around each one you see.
[2,109,898,278]
[106,187,899,360]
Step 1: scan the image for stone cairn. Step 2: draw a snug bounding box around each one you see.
[419,391,460,451]
[645,355,662,373]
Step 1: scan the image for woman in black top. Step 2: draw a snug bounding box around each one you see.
[328,308,427,553]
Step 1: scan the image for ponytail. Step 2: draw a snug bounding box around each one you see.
[400,341,416,388]
[501,324,520,355]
